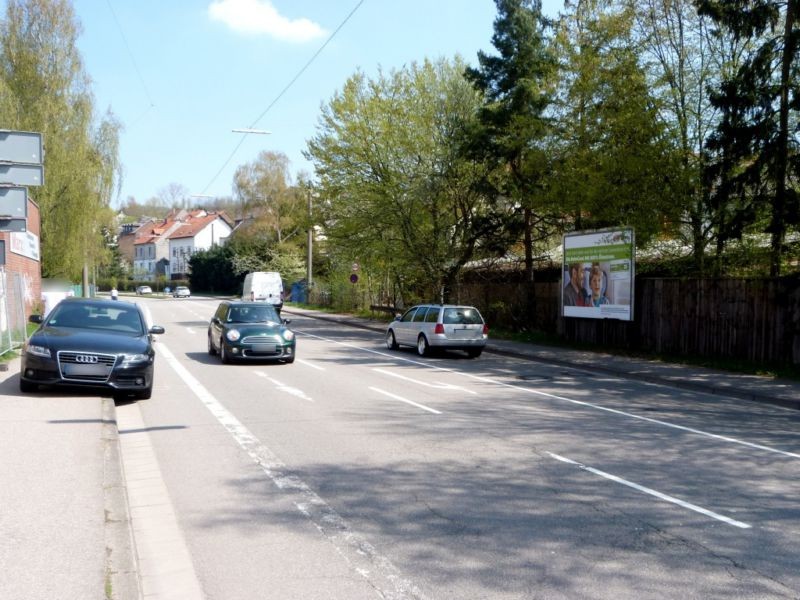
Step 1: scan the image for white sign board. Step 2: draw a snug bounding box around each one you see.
[562,228,634,321]
[9,230,40,261]
[0,130,43,164]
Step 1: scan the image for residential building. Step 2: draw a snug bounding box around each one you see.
[168,210,233,279]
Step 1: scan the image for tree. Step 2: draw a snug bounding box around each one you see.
[233,151,305,245]
[188,244,242,293]
[306,58,515,304]
[465,0,557,323]
[698,0,800,276]
[550,0,679,248]
[0,0,121,280]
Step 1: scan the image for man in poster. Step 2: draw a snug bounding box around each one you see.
[563,262,588,307]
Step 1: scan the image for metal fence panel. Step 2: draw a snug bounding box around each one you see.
[0,267,28,357]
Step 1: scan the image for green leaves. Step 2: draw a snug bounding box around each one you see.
[0,0,121,279]
[307,58,509,302]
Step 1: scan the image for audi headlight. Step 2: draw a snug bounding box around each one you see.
[27,344,51,358]
[120,353,150,366]
[226,329,241,342]
[282,330,295,341]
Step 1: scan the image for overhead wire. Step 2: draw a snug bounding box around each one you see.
[198,0,365,195]
[104,0,155,112]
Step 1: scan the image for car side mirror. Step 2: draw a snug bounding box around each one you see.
[149,325,165,335]
[394,314,401,321]
[282,318,291,325]
[211,317,220,325]
[29,314,42,324]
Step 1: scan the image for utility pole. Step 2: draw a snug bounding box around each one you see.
[306,187,313,291]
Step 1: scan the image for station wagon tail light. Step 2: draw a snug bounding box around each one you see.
[434,323,445,335]
[482,324,489,336]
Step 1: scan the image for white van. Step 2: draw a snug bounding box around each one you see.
[242,271,284,311]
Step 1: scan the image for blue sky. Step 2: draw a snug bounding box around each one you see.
[68,0,561,206]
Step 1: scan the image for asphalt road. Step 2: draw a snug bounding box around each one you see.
[116,296,800,599]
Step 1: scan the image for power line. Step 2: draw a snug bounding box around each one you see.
[105,0,155,111]
[199,0,365,195]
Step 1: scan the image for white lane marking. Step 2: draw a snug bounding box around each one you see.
[373,367,477,395]
[547,452,752,529]
[298,359,325,371]
[186,327,196,334]
[369,387,442,415]
[254,371,314,402]
[297,331,800,460]
[157,342,426,599]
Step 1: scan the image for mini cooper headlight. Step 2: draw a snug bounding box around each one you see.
[226,329,241,342]
[282,330,295,341]
[27,344,51,358]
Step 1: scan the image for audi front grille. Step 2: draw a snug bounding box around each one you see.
[57,351,117,382]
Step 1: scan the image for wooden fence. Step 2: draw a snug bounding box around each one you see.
[458,276,800,366]
[310,273,800,366]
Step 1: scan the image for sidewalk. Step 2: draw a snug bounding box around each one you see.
[283,306,800,411]
[0,357,138,600]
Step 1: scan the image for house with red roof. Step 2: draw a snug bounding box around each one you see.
[167,210,232,279]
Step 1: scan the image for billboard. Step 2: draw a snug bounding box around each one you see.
[562,228,634,321]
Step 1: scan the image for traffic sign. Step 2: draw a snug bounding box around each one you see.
[0,130,43,164]
[0,162,44,186]
[0,218,27,233]
[0,187,28,219]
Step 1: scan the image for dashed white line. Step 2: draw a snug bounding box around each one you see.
[369,387,442,414]
[373,367,477,395]
[297,331,800,460]
[298,359,325,371]
[547,452,752,529]
[254,371,314,402]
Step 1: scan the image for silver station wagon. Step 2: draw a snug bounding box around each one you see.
[385,304,488,358]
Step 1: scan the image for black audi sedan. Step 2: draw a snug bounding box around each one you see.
[19,298,165,400]
[208,300,295,364]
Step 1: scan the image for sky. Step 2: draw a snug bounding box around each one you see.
[67,0,562,207]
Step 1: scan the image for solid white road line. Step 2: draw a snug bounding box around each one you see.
[369,387,442,415]
[298,331,800,460]
[157,341,427,600]
[547,451,752,529]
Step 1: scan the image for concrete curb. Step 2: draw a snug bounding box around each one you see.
[102,397,143,600]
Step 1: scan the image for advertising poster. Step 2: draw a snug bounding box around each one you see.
[562,228,634,321]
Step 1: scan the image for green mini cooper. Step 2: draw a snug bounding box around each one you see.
[208,301,296,364]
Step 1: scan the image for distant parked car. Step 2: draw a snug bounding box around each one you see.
[208,300,295,364]
[136,285,152,295]
[173,286,191,298]
[385,304,488,358]
[19,297,166,400]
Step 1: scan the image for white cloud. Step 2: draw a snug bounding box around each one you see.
[208,0,327,43]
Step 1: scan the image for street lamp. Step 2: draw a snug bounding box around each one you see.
[232,128,272,135]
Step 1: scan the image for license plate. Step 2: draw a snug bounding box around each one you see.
[251,343,277,353]
[64,364,109,376]
[451,328,477,339]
